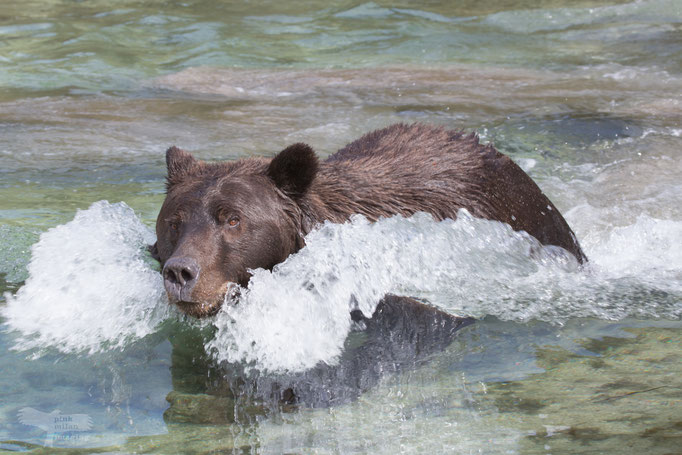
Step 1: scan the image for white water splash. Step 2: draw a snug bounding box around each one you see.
[207,210,682,373]
[3,202,680,373]
[2,201,169,355]
[206,212,562,372]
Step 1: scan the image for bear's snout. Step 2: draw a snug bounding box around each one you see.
[163,256,200,303]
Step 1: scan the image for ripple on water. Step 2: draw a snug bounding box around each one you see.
[3,201,680,374]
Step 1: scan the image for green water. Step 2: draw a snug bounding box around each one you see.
[1,0,681,453]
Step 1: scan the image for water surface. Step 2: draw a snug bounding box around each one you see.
[1,0,681,453]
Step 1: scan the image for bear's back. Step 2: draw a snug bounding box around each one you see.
[327,123,481,164]
[322,123,586,263]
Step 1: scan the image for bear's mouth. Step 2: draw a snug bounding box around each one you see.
[171,283,241,318]
[175,300,222,318]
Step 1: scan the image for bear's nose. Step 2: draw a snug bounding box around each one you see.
[163,257,200,302]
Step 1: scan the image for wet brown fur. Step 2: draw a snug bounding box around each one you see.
[155,123,586,317]
[306,124,585,261]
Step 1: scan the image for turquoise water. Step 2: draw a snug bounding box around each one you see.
[1,0,681,453]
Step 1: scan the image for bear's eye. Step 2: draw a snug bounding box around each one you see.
[227,216,240,228]
[169,221,180,231]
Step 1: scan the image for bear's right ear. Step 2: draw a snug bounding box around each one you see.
[166,146,197,189]
[267,143,318,199]
[147,242,160,263]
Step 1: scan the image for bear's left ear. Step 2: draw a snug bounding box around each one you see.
[166,146,197,189]
[267,143,318,198]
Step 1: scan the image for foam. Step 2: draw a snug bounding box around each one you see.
[4,202,680,373]
[2,201,169,355]
[207,209,681,373]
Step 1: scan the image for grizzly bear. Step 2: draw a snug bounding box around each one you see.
[151,123,586,318]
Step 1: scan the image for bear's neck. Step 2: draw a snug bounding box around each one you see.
[298,160,444,233]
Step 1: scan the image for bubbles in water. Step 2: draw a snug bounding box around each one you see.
[208,210,681,373]
[207,211,566,372]
[3,201,679,373]
[590,215,682,279]
[2,201,169,355]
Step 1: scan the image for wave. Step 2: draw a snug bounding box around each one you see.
[3,201,680,372]
[1,201,169,355]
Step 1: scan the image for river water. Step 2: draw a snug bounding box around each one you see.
[1,1,681,453]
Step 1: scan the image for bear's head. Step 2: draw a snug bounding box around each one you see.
[151,144,318,317]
